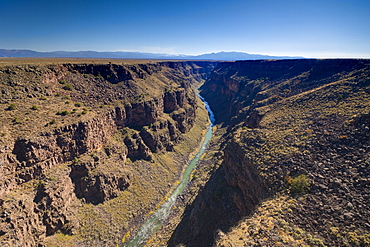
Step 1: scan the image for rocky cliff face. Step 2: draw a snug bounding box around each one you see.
[0,60,216,246]
[169,59,370,246]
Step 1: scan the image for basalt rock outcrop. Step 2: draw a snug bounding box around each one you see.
[170,59,370,246]
[0,60,217,246]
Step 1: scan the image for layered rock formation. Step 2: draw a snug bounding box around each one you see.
[169,59,370,246]
[0,60,216,246]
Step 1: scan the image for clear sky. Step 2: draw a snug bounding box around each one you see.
[0,0,369,58]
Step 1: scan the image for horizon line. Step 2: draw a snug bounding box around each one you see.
[1,48,370,59]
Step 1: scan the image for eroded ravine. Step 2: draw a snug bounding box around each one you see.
[123,93,215,247]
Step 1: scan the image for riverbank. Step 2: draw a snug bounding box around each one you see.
[143,123,225,246]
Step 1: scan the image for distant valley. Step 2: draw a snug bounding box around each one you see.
[0,49,304,60]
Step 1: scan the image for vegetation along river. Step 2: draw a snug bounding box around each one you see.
[123,93,215,246]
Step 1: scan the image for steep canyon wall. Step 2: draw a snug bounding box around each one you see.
[170,59,370,246]
[0,60,216,246]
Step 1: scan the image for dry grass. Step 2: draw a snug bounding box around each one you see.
[215,195,325,247]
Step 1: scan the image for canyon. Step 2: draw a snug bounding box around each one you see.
[0,59,216,246]
[1,58,369,246]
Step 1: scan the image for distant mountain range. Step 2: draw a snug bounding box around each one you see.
[0,49,304,60]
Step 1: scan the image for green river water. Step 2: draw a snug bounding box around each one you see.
[123,94,215,246]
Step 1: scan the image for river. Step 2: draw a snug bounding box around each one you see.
[123,93,215,246]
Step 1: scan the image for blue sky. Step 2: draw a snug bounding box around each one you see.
[0,0,369,58]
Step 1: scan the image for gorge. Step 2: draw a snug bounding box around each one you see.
[124,94,214,247]
[1,58,369,246]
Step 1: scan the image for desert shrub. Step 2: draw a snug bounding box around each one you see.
[120,128,129,135]
[12,117,21,124]
[31,105,38,110]
[306,234,325,247]
[73,157,78,163]
[62,84,74,91]
[56,110,69,116]
[290,174,310,195]
[6,103,16,110]
[74,102,82,107]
